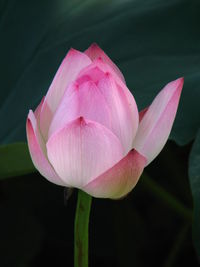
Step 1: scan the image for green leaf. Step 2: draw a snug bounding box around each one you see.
[0,0,200,145]
[189,128,200,257]
[0,142,35,179]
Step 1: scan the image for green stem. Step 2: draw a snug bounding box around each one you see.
[74,190,92,267]
[141,173,193,222]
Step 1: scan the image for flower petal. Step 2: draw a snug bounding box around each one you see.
[47,117,124,188]
[83,149,146,199]
[77,57,136,124]
[97,73,139,153]
[26,110,66,186]
[139,107,148,122]
[34,97,44,121]
[76,65,105,85]
[40,49,92,139]
[85,43,125,83]
[48,80,111,139]
[133,78,184,165]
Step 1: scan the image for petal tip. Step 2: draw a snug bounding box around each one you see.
[79,116,87,125]
[179,76,184,83]
[27,109,35,123]
[178,77,184,91]
[88,42,100,50]
[28,109,33,116]
[172,76,184,98]
[64,48,81,58]
[176,76,184,86]
[172,77,184,92]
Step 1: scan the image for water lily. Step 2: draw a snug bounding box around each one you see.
[26,43,183,199]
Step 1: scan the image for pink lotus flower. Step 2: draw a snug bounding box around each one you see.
[26,44,183,199]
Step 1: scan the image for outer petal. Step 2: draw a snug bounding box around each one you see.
[40,49,92,139]
[83,149,146,199]
[48,79,111,139]
[84,43,125,83]
[26,110,66,186]
[97,73,139,153]
[133,78,184,165]
[47,117,124,188]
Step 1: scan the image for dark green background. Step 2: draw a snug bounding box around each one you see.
[0,0,200,266]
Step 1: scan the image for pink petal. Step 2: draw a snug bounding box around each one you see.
[97,73,139,153]
[139,107,148,122]
[83,149,146,199]
[40,49,92,139]
[34,97,44,121]
[76,65,105,85]
[133,78,184,165]
[48,79,111,139]
[39,101,53,141]
[26,110,66,186]
[85,43,125,83]
[47,117,124,188]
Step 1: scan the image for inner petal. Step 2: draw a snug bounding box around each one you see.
[76,65,105,85]
[97,74,139,154]
[48,80,112,139]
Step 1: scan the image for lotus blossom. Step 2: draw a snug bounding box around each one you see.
[26,43,183,199]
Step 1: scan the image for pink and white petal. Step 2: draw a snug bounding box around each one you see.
[85,43,125,83]
[48,80,111,139]
[47,117,124,188]
[83,149,146,199]
[97,74,139,153]
[26,110,66,186]
[40,49,92,139]
[133,78,184,166]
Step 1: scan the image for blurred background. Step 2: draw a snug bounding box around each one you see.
[0,0,200,266]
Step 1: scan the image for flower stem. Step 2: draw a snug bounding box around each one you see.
[74,190,92,267]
